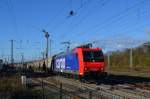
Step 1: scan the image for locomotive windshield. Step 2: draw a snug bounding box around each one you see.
[83,50,104,62]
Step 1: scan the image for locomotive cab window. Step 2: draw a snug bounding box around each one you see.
[83,50,104,62]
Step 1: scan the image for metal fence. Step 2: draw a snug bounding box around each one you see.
[37,79,148,99]
[38,80,108,99]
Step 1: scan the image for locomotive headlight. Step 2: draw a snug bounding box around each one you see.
[84,67,87,71]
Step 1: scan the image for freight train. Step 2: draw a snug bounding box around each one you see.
[50,44,106,80]
[15,44,106,80]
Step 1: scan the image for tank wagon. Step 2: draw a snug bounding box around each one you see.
[51,44,106,79]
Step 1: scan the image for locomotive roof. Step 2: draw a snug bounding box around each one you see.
[55,49,75,58]
[54,47,102,58]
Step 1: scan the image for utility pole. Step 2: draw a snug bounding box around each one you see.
[42,30,49,71]
[130,47,133,70]
[7,57,9,64]
[4,58,7,64]
[41,52,45,60]
[50,39,52,57]
[107,52,110,70]
[21,53,24,68]
[10,40,14,67]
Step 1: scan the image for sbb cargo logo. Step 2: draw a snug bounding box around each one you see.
[55,58,65,70]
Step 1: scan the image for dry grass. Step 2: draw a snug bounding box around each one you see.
[107,68,150,77]
[0,75,42,99]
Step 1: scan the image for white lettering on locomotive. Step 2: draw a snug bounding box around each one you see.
[55,58,65,70]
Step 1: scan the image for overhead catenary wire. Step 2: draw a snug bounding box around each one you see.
[3,0,149,61]
[61,0,110,40]
[88,20,150,51]
[65,0,149,50]
[69,0,110,33]
[26,0,70,36]
[86,30,146,49]
[3,0,72,61]
[43,0,70,29]
[30,0,94,41]
[55,0,146,44]
[81,0,146,35]
[88,0,150,40]
[56,0,94,37]
[106,10,150,37]
[14,40,43,61]
[48,0,93,33]
[69,0,147,40]
[14,0,84,39]
[40,0,93,35]
[44,0,94,39]
[76,0,93,11]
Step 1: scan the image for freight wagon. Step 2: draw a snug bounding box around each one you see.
[0,59,3,71]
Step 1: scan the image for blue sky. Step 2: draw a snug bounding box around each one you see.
[0,0,150,62]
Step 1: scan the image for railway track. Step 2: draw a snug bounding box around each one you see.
[31,75,150,99]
